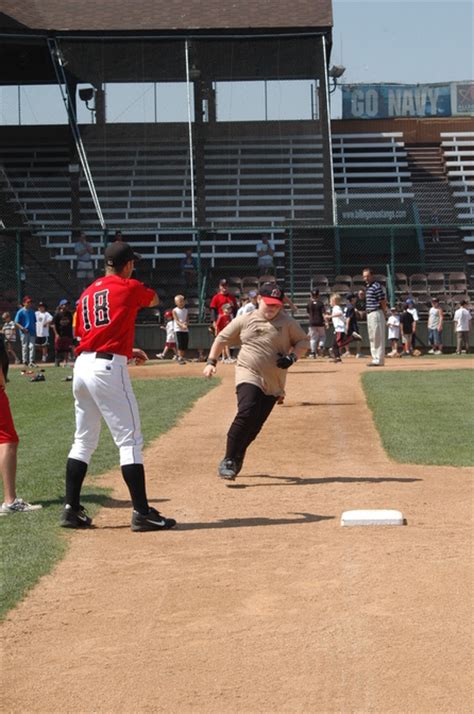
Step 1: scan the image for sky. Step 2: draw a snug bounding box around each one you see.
[0,0,472,124]
[330,0,473,116]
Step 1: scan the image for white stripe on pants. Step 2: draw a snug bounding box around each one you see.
[367,310,385,365]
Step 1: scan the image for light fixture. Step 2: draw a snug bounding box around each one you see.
[328,65,346,94]
[189,65,201,81]
[78,87,96,120]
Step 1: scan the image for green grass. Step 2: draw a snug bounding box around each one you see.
[362,369,474,466]
[0,366,217,618]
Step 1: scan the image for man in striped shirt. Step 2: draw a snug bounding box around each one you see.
[363,268,387,366]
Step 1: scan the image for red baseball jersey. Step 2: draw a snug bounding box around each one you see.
[210,292,238,316]
[75,275,155,358]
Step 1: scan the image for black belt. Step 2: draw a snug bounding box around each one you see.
[95,352,114,360]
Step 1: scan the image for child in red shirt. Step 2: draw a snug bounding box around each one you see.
[215,303,234,363]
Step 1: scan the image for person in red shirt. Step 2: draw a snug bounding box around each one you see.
[60,242,176,532]
[209,279,238,333]
[215,303,234,362]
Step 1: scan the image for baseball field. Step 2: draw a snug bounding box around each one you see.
[1,356,473,713]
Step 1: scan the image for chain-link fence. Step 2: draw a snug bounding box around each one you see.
[1,222,470,317]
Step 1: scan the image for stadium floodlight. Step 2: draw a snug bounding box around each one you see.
[329,65,346,79]
[78,87,97,122]
[328,65,346,94]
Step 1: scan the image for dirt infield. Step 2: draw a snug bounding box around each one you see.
[2,357,473,713]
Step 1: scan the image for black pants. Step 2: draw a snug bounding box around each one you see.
[225,383,277,461]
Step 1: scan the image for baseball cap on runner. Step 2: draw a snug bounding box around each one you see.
[258,283,285,305]
[104,241,141,268]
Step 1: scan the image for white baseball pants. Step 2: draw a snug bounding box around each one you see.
[68,352,144,466]
[367,309,385,365]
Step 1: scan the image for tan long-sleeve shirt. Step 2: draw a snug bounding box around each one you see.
[215,310,309,396]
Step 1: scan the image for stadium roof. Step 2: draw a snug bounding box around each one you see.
[0,0,333,33]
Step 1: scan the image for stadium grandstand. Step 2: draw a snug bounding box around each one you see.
[0,0,473,336]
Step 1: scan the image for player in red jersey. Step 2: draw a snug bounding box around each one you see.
[60,242,176,532]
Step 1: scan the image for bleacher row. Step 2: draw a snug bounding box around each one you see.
[1,132,413,253]
[1,130,473,301]
[441,131,474,276]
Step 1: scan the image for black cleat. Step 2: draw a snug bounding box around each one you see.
[131,507,177,532]
[60,504,93,528]
[218,458,238,480]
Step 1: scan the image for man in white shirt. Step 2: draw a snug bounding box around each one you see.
[256,234,275,275]
[35,302,53,363]
[453,299,472,354]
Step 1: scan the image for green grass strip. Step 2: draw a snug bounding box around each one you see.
[362,369,474,467]
[0,367,217,618]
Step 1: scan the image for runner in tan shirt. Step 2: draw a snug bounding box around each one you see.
[203,283,308,480]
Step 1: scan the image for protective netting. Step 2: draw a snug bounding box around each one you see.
[0,35,472,329]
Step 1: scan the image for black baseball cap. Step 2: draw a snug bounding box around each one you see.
[258,282,285,305]
[104,242,141,268]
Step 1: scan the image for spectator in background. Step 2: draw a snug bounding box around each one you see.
[180,248,198,288]
[216,303,235,363]
[14,296,36,367]
[400,304,415,356]
[35,301,53,363]
[156,310,176,360]
[0,339,42,515]
[210,279,238,332]
[355,289,366,320]
[172,294,189,365]
[406,298,419,353]
[387,306,401,357]
[256,234,276,275]
[1,312,20,364]
[344,293,363,355]
[113,230,124,242]
[363,268,387,367]
[431,211,440,243]
[306,289,326,358]
[74,232,95,291]
[453,299,471,354]
[427,297,444,355]
[237,291,258,316]
[52,299,74,367]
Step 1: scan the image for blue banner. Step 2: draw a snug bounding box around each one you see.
[342,83,452,119]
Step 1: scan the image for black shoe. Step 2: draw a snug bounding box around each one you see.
[218,458,238,480]
[131,507,177,532]
[60,504,93,528]
[234,455,244,476]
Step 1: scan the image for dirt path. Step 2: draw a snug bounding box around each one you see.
[2,358,473,714]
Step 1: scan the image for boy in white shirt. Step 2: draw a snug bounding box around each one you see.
[427,297,444,354]
[386,306,400,357]
[35,302,53,363]
[453,299,472,354]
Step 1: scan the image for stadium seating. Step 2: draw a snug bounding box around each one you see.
[441,131,474,281]
[332,132,414,205]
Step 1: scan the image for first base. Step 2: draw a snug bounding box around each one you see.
[341,509,405,526]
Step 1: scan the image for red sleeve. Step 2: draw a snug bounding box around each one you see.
[129,279,155,308]
[210,294,218,310]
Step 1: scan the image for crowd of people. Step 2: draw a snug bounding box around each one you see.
[0,248,472,520]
